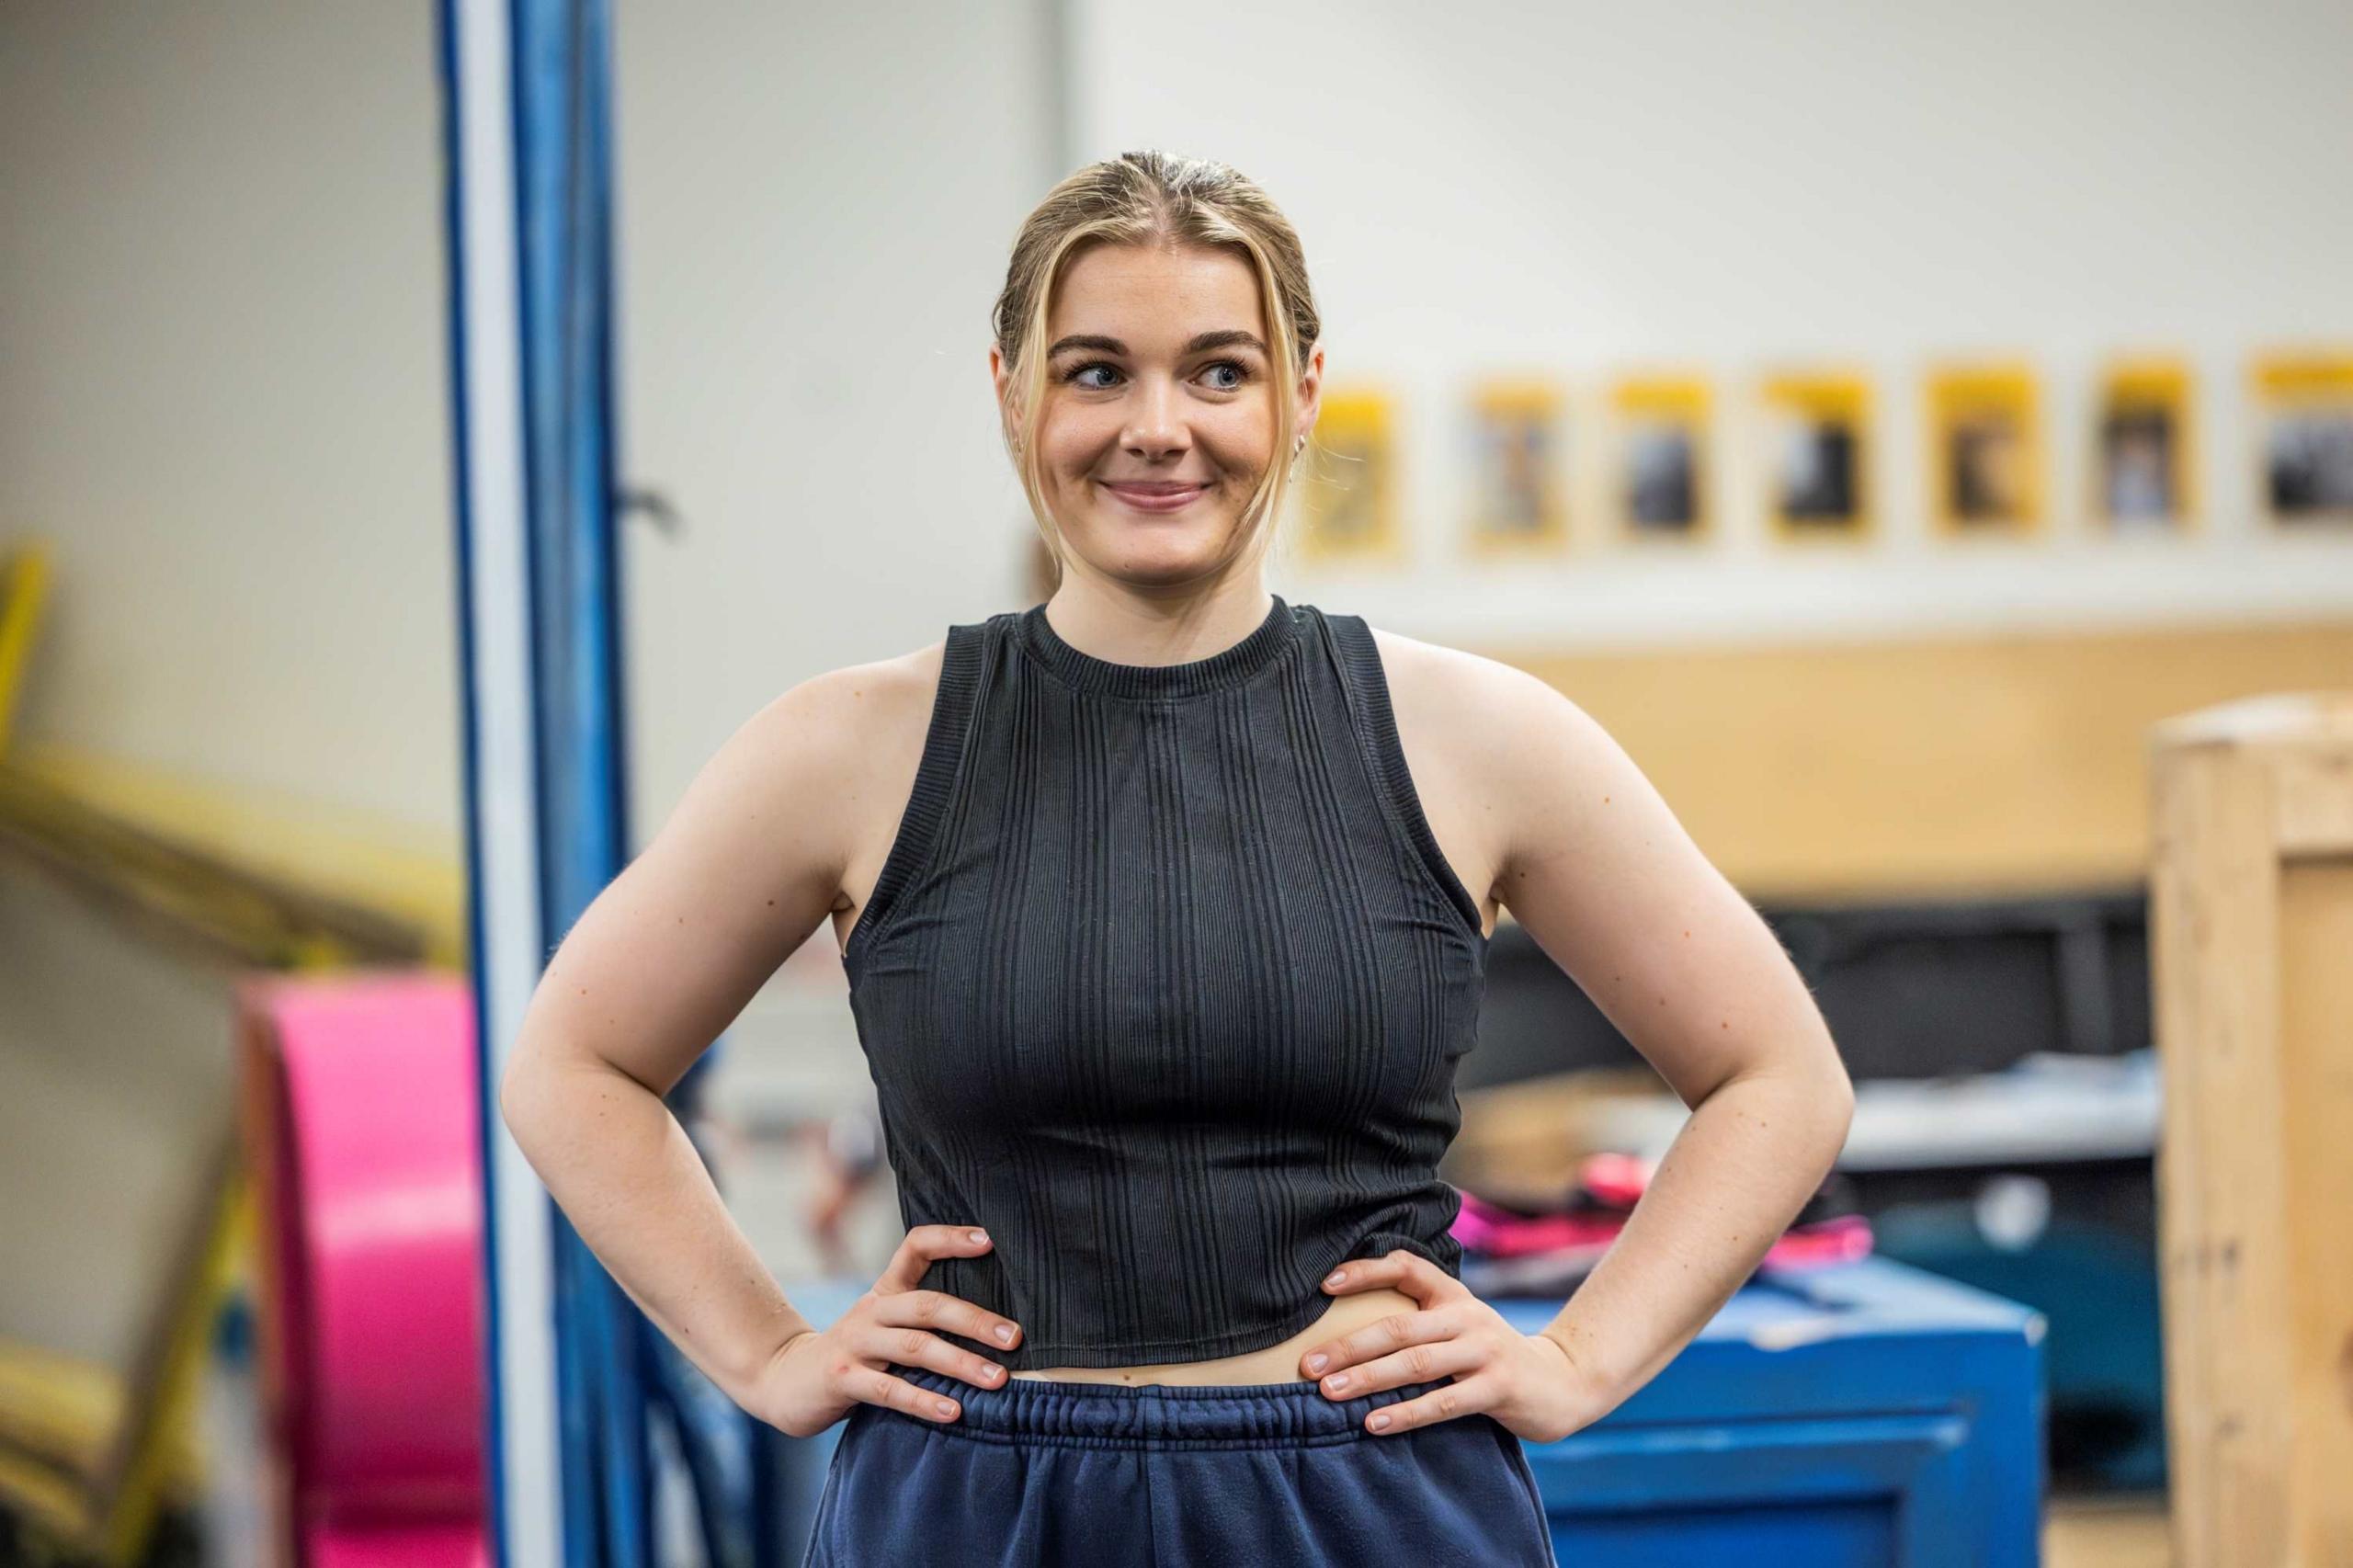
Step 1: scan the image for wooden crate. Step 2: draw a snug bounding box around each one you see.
[2148,692,2353,1568]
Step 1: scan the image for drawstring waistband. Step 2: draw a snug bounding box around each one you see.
[889,1365,1460,1450]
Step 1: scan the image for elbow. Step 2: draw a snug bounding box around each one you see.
[1818,1062,1857,1167]
[496,1040,551,1148]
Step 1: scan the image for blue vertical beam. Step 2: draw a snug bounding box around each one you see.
[441,0,642,1562]
[512,0,650,1562]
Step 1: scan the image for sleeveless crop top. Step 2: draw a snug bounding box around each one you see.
[840,594,1490,1370]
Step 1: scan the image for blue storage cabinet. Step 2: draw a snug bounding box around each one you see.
[1496,1256,2045,1565]
[774,1256,2042,1565]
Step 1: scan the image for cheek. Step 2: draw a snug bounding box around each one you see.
[1041,412,1117,481]
[1200,404,1277,475]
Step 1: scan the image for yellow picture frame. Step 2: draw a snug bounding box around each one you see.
[1296,387,1404,565]
[1464,378,1569,559]
[1927,361,2043,537]
[2248,350,2353,530]
[2093,357,2197,534]
[1758,369,1874,545]
[1608,374,1713,545]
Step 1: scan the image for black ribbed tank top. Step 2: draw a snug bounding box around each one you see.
[841,593,1490,1370]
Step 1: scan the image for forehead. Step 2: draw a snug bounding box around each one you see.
[1047,242,1266,346]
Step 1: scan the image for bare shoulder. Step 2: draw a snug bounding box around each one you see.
[779,638,952,934]
[1364,623,1570,779]
[1361,623,1629,886]
[723,639,945,790]
[1372,623,1848,1112]
[508,635,952,1097]
[1358,624,1572,929]
[790,638,948,743]
[1364,624,1550,725]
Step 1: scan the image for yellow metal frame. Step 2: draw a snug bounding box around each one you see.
[1608,372,1714,547]
[1926,360,2044,537]
[1462,377,1570,559]
[1757,369,1876,546]
[1296,387,1406,566]
[0,1147,249,1566]
[0,540,53,761]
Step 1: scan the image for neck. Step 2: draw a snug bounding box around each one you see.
[1040,578,1275,670]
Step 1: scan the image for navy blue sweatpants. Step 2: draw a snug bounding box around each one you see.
[801,1364,1559,1566]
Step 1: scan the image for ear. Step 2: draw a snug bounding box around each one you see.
[1292,340,1324,446]
[988,345,1022,449]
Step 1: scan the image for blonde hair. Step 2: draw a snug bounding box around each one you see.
[992,151,1321,582]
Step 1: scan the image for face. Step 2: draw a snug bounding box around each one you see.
[992,242,1321,586]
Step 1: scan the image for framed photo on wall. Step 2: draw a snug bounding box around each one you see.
[1608,374,1712,544]
[1927,362,2043,536]
[2249,351,2353,529]
[1758,369,1873,544]
[1464,378,1568,558]
[2092,358,2196,533]
[1297,388,1404,564]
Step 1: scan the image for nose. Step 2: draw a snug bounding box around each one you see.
[1122,376,1190,462]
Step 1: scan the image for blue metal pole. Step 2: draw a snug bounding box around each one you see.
[442,0,645,1560]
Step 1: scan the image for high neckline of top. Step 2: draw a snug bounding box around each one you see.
[1017,594,1300,700]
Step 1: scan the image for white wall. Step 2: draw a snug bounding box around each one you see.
[1072,0,2353,649]
[0,2,460,825]
[613,0,1062,830]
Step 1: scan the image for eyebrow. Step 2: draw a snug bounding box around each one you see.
[1046,330,1269,359]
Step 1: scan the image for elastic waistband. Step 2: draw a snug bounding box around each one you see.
[890,1366,1460,1450]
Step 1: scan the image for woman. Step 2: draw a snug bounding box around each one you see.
[500,151,1854,1565]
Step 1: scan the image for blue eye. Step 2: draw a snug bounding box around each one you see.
[1054,358,1251,391]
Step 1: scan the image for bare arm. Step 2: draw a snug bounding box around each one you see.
[495,660,881,1407]
[1475,660,1856,1412]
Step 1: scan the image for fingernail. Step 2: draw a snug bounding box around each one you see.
[995,1325,1015,1345]
[1304,1353,1327,1373]
[936,1399,957,1417]
[969,1230,988,1244]
[1324,1270,1346,1288]
[1369,1413,1391,1431]
[1324,1373,1349,1392]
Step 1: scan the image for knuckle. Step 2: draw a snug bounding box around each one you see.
[908,1291,942,1323]
[899,1328,931,1360]
[1438,1389,1461,1418]
[1404,1343,1434,1379]
[1379,1312,1415,1341]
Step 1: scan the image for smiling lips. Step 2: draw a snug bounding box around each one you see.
[1101,479,1209,513]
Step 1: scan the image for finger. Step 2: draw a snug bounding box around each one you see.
[1317,1335,1484,1402]
[858,1324,1011,1392]
[869,1287,1024,1353]
[853,1363,966,1424]
[1364,1374,1491,1436]
[1321,1250,1469,1308]
[1299,1306,1456,1380]
[876,1224,994,1292]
